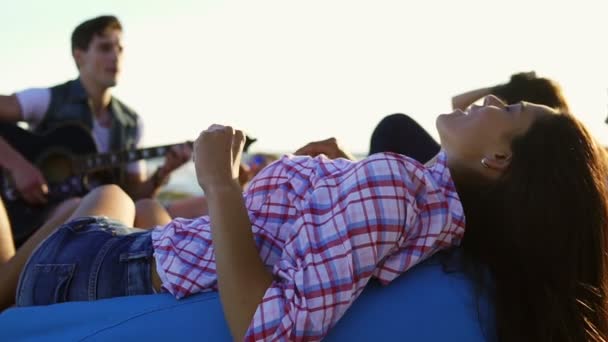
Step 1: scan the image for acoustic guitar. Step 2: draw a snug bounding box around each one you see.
[0,122,188,247]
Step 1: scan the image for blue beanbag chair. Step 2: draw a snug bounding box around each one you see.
[0,249,494,341]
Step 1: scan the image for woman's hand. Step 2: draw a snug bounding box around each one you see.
[193,124,245,192]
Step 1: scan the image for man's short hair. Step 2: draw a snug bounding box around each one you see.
[71,15,122,52]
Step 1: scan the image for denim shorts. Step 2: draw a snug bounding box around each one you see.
[16,216,156,306]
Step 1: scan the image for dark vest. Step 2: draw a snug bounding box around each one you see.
[35,78,139,149]
[35,78,141,185]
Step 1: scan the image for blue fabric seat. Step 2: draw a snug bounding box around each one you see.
[0,250,494,341]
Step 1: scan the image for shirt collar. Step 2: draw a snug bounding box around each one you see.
[426,150,457,192]
[426,149,466,232]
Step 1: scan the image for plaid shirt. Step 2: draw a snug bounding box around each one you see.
[151,151,465,341]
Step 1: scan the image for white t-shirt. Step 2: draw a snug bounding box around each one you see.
[15,88,145,174]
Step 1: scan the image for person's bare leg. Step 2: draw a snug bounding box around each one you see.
[166,196,208,219]
[0,198,15,264]
[0,197,81,311]
[134,198,172,228]
[0,184,136,311]
[67,184,135,225]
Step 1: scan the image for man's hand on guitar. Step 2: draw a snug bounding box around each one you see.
[10,159,48,205]
[160,143,192,176]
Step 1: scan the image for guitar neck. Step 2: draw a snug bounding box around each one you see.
[73,142,190,173]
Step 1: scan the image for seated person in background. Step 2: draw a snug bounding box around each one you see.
[0,15,190,248]
[241,152,280,187]
[369,71,570,163]
[2,96,607,342]
[451,71,570,112]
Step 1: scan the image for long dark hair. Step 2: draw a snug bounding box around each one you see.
[458,113,608,341]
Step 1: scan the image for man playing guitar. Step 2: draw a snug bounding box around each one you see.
[0,15,191,251]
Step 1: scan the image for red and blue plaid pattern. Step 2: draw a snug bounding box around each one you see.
[152,151,465,341]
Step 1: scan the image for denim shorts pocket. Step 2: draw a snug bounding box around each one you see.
[119,250,154,296]
[17,264,76,306]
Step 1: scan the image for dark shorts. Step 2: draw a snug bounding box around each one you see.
[16,216,156,307]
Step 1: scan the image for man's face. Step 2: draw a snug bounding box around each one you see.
[74,28,123,89]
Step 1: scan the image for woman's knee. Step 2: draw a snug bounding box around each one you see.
[72,185,135,225]
[88,185,133,208]
[369,113,440,162]
[89,184,128,199]
[377,113,417,126]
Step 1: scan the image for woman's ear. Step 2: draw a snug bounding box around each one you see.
[482,153,512,171]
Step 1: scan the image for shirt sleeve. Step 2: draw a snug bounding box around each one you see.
[14,88,51,125]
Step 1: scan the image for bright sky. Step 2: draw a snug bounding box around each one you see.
[2,0,607,154]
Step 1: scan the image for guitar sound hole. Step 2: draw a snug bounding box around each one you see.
[38,155,74,184]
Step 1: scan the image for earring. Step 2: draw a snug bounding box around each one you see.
[481,158,490,169]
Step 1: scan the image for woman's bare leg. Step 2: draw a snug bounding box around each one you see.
[0,197,81,311]
[134,198,172,228]
[0,184,136,311]
[165,196,208,219]
[0,198,15,264]
[67,184,135,225]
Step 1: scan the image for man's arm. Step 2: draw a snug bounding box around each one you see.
[123,143,192,200]
[0,136,26,171]
[0,95,23,122]
[0,91,50,204]
[124,165,167,200]
[0,137,48,204]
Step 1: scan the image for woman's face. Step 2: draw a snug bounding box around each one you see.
[436,95,556,173]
